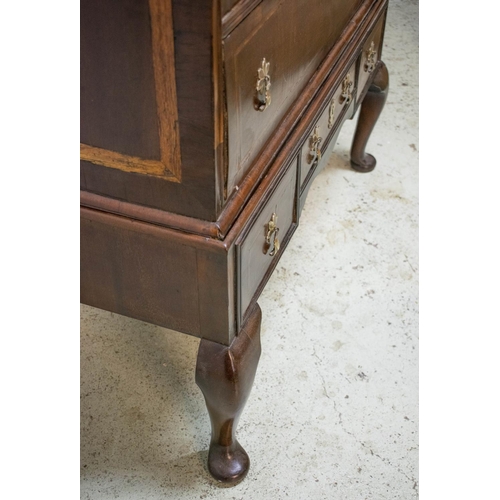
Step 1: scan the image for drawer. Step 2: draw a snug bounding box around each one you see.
[299,63,357,189]
[357,13,386,101]
[236,157,298,325]
[224,0,364,196]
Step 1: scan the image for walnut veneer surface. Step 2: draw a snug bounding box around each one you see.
[81,0,389,484]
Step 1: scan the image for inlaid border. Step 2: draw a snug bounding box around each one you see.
[80,0,181,182]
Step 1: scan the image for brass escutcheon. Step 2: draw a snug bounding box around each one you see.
[364,41,377,73]
[255,58,271,111]
[340,73,353,105]
[264,213,280,257]
[308,126,323,164]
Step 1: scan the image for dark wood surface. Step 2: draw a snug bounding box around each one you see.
[357,13,386,102]
[80,0,160,160]
[351,61,389,172]
[80,0,387,225]
[81,0,391,484]
[214,0,388,238]
[81,0,390,342]
[80,190,219,238]
[223,0,364,197]
[221,0,265,37]
[221,0,253,17]
[80,0,182,181]
[237,158,297,325]
[299,62,357,188]
[80,207,236,345]
[81,0,220,220]
[195,303,262,484]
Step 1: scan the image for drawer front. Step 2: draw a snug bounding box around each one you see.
[299,62,357,188]
[224,0,364,196]
[237,158,298,324]
[357,13,386,100]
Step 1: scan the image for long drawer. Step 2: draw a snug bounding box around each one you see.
[223,0,364,197]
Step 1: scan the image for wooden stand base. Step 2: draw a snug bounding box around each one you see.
[195,304,262,484]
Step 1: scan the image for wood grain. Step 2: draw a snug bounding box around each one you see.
[351,60,389,172]
[80,144,179,180]
[81,0,218,220]
[216,0,388,238]
[149,0,182,180]
[80,0,181,181]
[81,0,387,235]
[81,0,387,223]
[80,191,219,238]
[196,303,262,483]
[237,158,297,325]
[356,13,386,102]
[80,206,236,344]
[80,0,160,159]
[221,0,264,37]
[223,0,364,197]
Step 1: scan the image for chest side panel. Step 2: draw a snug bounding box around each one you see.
[81,0,181,179]
[80,0,219,221]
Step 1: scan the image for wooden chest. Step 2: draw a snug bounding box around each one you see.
[81,0,389,484]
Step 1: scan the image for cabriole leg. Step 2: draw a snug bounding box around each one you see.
[351,60,389,172]
[195,304,262,484]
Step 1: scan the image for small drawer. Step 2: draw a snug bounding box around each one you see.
[236,157,298,324]
[357,14,385,100]
[299,62,357,188]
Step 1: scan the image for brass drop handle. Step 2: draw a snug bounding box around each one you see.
[364,41,377,73]
[308,126,323,164]
[340,73,353,105]
[328,98,336,129]
[265,213,280,257]
[255,58,271,111]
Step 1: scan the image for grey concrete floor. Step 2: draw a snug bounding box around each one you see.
[80,1,418,498]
